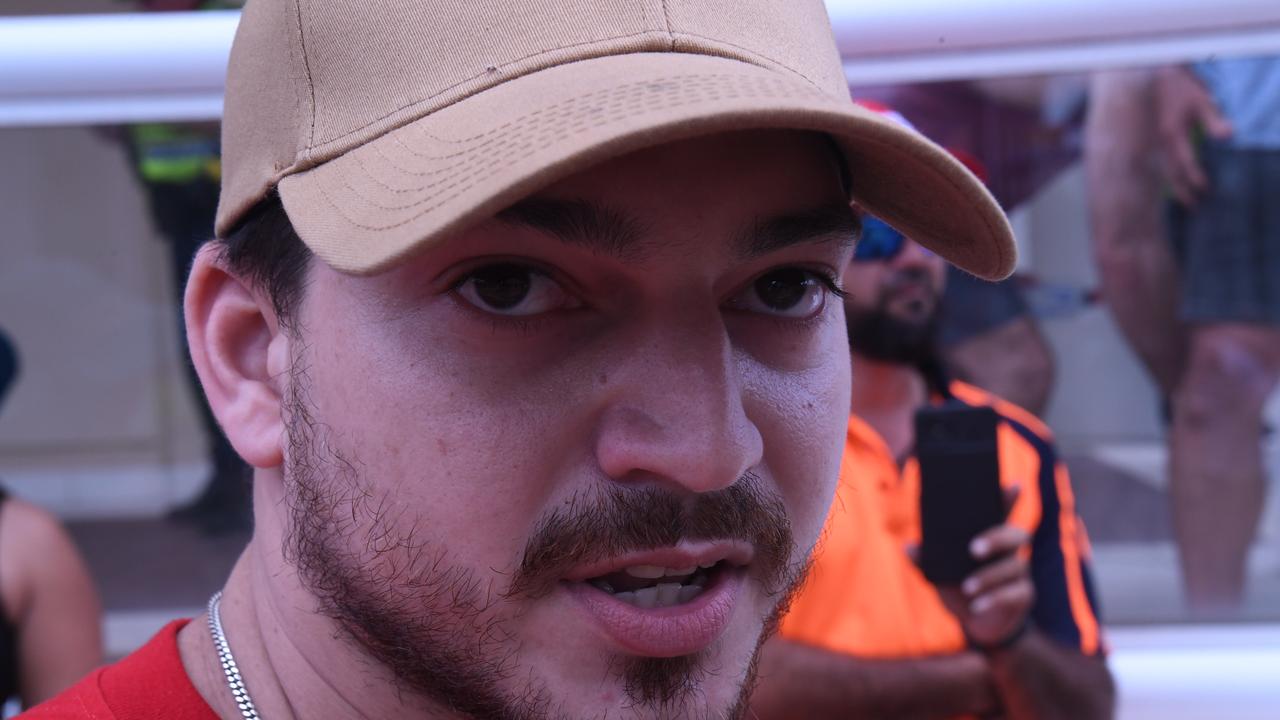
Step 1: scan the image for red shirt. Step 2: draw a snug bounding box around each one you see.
[19,620,217,719]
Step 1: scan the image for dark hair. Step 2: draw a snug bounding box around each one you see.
[215,194,313,330]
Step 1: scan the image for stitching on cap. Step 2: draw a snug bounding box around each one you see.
[373,73,818,153]
[293,0,319,152]
[339,74,802,194]
[318,78,759,216]
[671,31,824,92]
[336,77,811,210]
[660,0,675,49]
[309,29,668,150]
[310,73,814,222]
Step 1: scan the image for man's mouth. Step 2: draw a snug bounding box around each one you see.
[585,561,729,609]
[888,281,933,302]
[562,544,752,656]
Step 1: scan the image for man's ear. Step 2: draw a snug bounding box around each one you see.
[184,243,290,469]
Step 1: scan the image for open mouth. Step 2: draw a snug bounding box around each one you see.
[585,561,729,609]
[567,548,749,656]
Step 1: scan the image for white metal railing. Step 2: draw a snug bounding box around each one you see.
[830,0,1280,82]
[0,10,237,127]
[3,1,1280,126]
[1108,624,1280,719]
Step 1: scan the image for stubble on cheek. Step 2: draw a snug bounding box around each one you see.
[279,362,557,720]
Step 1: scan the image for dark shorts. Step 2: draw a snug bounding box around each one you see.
[937,266,1029,347]
[0,328,15,406]
[1168,143,1280,326]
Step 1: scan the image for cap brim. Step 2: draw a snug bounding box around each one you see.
[278,52,1014,280]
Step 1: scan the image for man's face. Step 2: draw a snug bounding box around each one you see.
[278,131,854,719]
[841,228,948,364]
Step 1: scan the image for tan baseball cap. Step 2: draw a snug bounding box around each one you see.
[216,0,1015,280]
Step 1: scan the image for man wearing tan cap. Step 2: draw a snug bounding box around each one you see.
[24,1,1011,719]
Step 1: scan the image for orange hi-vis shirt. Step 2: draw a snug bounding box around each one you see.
[782,381,1103,659]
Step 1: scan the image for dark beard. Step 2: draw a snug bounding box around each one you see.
[279,359,807,720]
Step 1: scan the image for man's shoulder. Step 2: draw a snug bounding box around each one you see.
[949,380,1055,443]
[843,412,885,453]
[19,620,217,720]
[16,668,109,720]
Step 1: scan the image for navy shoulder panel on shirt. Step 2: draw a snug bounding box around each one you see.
[1003,415,1103,651]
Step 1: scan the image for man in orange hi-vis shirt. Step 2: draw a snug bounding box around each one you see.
[750,214,1115,719]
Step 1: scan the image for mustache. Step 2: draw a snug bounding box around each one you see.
[506,472,795,599]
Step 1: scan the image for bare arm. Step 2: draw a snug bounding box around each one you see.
[986,631,1115,720]
[1,499,103,708]
[750,637,999,720]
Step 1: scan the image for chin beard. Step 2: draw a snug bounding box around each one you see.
[845,304,939,368]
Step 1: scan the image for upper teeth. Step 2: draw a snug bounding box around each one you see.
[623,564,701,579]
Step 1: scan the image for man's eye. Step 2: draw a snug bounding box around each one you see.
[455,263,578,316]
[728,268,835,318]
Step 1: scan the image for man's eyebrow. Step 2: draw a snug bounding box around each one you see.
[495,197,648,261]
[737,201,861,258]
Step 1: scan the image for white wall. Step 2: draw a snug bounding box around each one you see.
[0,124,208,517]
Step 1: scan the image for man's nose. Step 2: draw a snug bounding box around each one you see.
[891,238,935,268]
[593,311,763,496]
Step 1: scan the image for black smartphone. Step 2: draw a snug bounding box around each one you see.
[915,402,1005,586]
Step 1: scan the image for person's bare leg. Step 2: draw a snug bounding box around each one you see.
[945,316,1055,416]
[1171,324,1280,613]
[1086,69,1188,397]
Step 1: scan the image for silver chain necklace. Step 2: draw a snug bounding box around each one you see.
[207,592,264,720]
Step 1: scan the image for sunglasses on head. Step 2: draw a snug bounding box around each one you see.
[853,216,908,262]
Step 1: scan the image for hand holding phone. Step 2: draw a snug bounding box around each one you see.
[916,403,1034,647]
[949,518,1034,649]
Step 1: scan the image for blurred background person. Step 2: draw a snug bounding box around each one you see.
[111,0,249,535]
[1086,71,1187,407]
[0,329,103,710]
[1087,57,1280,614]
[853,80,1088,417]
[750,215,1112,720]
